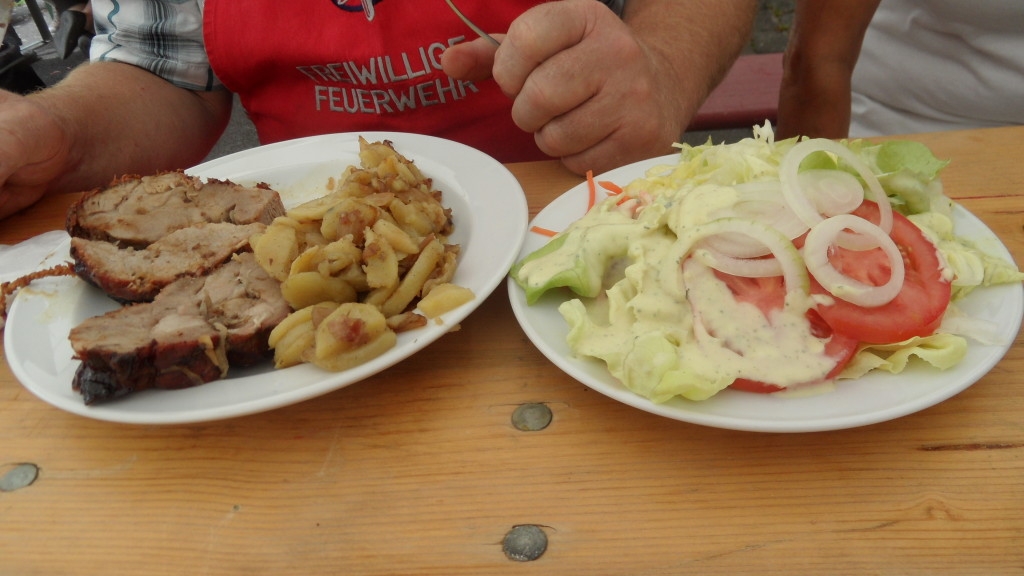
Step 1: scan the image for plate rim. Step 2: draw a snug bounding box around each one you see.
[5,131,528,424]
[507,154,1024,433]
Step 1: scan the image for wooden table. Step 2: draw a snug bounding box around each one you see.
[2,126,1022,575]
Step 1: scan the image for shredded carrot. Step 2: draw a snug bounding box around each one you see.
[586,170,597,211]
[529,226,559,237]
[598,180,623,195]
[615,195,631,206]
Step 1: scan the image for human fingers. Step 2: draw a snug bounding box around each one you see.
[540,87,677,176]
[497,0,642,137]
[528,31,681,165]
[440,35,505,82]
[492,0,598,101]
[494,1,679,170]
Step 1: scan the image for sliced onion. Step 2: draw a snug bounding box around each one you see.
[702,181,809,258]
[693,247,783,278]
[803,214,905,307]
[799,169,864,216]
[780,139,893,250]
[671,218,808,295]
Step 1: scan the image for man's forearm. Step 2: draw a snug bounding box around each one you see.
[29,61,233,194]
[623,0,758,123]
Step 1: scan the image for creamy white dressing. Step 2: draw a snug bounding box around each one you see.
[512,128,1007,403]
[531,181,840,403]
[681,259,832,386]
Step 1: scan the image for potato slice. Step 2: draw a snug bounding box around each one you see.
[417,283,475,318]
[252,222,299,282]
[269,303,339,368]
[313,302,397,371]
[321,198,380,243]
[253,138,467,375]
[362,228,399,290]
[313,331,396,372]
[280,271,357,310]
[371,218,420,254]
[380,236,444,317]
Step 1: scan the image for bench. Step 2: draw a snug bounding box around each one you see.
[689,52,783,131]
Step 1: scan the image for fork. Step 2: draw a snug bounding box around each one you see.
[443,0,500,46]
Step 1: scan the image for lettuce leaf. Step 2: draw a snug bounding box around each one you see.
[838,333,968,380]
[909,211,1024,300]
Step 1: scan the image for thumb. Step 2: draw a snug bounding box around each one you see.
[440,35,504,82]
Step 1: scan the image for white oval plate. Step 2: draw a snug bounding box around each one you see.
[5,132,528,424]
[508,155,1023,433]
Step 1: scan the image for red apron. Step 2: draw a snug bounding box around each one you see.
[203,0,547,163]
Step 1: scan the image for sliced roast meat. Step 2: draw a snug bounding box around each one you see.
[69,253,291,404]
[70,222,266,303]
[66,172,285,247]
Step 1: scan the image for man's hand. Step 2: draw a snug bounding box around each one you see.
[443,0,683,174]
[0,90,71,220]
[443,0,756,175]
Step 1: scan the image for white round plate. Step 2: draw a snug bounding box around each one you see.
[6,132,528,424]
[508,155,1023,433]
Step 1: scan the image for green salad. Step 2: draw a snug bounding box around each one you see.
[512,125,1023,402]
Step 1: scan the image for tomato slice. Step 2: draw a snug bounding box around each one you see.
[713,272,860,394]
[730,308,859,393]
[811,202,951,344]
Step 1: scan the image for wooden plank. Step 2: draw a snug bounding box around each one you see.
[1,126,1023,575]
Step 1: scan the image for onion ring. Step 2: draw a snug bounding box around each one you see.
[693,247,783,278]
[803,214,905,307]
[780,139,893,250]
[672,218,808,295]
[702,181,808,258]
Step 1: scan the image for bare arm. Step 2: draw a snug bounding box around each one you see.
[442,0,757,174]
[776,0,880,139]
[0,61,232,220]
[618,0,759,134]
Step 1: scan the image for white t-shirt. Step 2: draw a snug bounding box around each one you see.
[850,0,1024,137]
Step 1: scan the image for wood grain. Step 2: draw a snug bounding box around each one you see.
[1,127,1022,575]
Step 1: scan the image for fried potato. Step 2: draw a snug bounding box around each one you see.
[380,236,444,318]
[256,137,469,373]
[317,237,362,275]
[362,227,400,291]
[422,246,460,296]
[313,331,397,372]
[417,283,475,319]
[314,302,389,357]
[286,191,351,222]
[385,311,429,332]
[269,302,340,368]
[389,198,439,237]
[371,218,419,254]
[253,222,299,282]
[312,302,397,371]
[280,271,357,310]
[321,198,381,243]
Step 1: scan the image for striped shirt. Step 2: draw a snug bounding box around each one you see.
[90,0,220,91]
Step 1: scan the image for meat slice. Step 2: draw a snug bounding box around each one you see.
[70,222,266,303]
[69,253,290,404]
[66,172,285,247]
